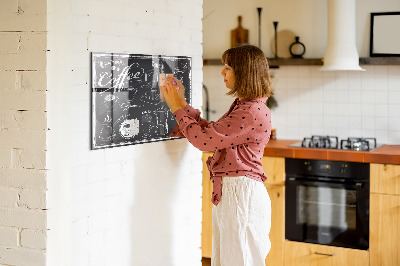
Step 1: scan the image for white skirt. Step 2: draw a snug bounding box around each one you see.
[212,176,271,266]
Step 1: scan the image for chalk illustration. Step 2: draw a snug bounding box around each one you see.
[91,53,192,149]
[120,118,140,139]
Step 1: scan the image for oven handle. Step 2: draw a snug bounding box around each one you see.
[286,177,364,189]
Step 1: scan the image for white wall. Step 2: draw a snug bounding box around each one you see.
[0,0,48,265]
[47,0,203,266]
[203,0,400,145]
[203,0,400,58]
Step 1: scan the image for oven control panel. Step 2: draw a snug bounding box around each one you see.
[286,158,369,180]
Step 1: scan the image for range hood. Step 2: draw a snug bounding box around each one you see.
[320,0,365,71]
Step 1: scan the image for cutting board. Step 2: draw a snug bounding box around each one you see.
[231,16,249,48]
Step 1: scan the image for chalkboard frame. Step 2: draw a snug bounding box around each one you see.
[91,52,192,150]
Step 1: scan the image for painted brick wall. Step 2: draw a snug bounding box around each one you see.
[0,0,48,265]
[46,0,203,266]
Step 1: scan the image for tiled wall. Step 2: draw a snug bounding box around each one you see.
[203,65,400,145]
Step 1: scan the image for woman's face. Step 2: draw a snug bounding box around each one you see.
[220,64,235,89]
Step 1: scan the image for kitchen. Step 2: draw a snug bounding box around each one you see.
[0,0,399,265]
[202,0,400,265]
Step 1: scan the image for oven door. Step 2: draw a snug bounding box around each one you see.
[285,177,369,250]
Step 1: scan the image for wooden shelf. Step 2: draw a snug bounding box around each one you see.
[268,58,322,67]
[359,57,400,65]
[203,57,400,67]
[203,58,323,67]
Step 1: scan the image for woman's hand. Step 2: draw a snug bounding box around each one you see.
[160,77,186,113]
[172,77,187,108]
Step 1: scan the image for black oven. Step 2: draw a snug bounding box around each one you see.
[285,158,369,250]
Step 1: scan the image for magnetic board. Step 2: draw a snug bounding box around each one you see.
[91,52,192,149]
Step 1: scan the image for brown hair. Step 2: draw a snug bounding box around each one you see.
[221,44,273,99]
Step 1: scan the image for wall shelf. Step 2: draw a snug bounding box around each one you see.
[203,58,322,67]
[268,58,323,67]
[203,57,400,67]
[359,57,400,65]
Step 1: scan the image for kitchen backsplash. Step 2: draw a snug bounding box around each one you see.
[203,65,400,144]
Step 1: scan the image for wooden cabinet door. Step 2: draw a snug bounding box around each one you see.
[262,156,285,186]
[370,163,400,195]
[264,184,284,266]
[262,156,285,265]
[202,152,213,258]
[284,241,369,266]
[370,193,400,266]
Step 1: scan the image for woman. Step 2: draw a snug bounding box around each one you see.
[161,44,273,266]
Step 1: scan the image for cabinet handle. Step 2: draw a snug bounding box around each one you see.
[314,252,335,257]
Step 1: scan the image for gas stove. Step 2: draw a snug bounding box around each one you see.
[289,135,381,151]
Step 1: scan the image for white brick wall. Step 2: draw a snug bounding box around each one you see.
[47,1,203,266]
[0,0,48,265]
[21,229,47,250]
[0,227,19,247]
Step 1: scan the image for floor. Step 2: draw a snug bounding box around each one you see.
[202,257,211,266]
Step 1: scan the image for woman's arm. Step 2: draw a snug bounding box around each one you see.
[172,106,256,152]
[162,77,210,137]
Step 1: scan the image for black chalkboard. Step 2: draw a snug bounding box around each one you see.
[91,52,192,149]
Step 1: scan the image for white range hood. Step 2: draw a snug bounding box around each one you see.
[320,0,365,71]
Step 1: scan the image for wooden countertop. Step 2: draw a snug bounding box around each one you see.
[263,139,400,165]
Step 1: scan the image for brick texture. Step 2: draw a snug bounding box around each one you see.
[21,229,46,249]
[19,189,47,209]
[0,227,19,247]
[0,0,47,264]
[0,169,47,189]
[0,247,46,266]
[0,208,47,230]
[0,187,19,208]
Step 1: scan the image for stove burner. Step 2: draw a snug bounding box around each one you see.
[301,135,339,149]
[296,136,378,151]
[340,137,377,151]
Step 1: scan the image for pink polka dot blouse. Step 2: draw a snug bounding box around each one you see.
[169,97,272,206]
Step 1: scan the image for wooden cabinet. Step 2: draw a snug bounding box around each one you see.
[264,184,284,266]
[370,193,400,266]
[201,152,213,258]
[202,158,400,265]
[261,156,285,185]
[201,154,286,265]
[284,241,369,266]
[262,156,285,266]
[370,163,400,195]
[370,163,400,266]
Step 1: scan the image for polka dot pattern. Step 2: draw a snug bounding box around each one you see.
[169,97,272,206]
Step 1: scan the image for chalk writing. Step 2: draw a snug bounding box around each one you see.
[91,53,192,149]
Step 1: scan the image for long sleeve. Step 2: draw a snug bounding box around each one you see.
[170,97,271,206]
[172,105,257,152]
[169,104,210,137]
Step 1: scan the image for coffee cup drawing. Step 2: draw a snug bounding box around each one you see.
[159,73,176,102]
